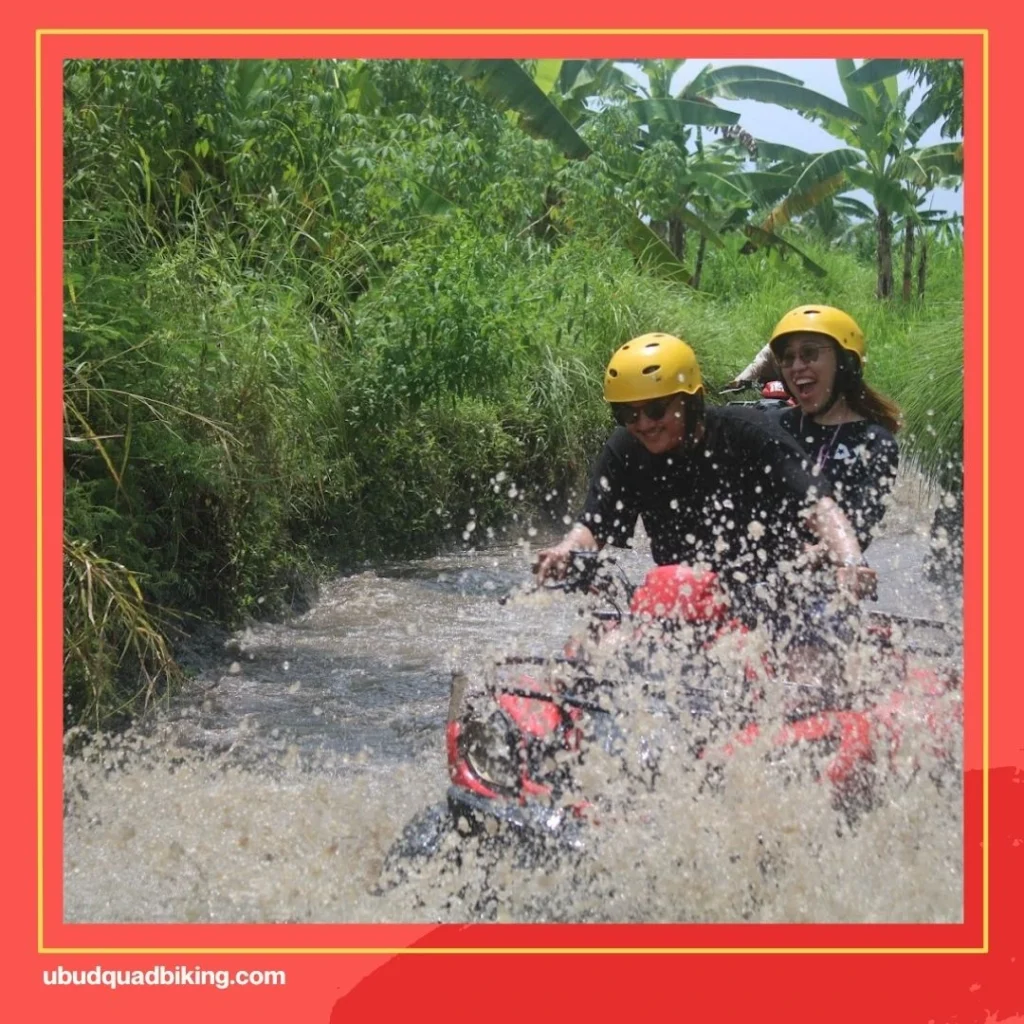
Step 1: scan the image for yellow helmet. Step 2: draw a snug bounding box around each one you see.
[768,305,865,364]
[603,333,703,403]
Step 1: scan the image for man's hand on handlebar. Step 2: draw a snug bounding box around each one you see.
[533,544,574,583]
[533,524,598,583]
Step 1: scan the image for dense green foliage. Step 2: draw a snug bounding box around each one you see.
[63,58,964,727]
[907,59,965,140]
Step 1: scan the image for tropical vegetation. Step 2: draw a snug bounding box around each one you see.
[63,56,964,728]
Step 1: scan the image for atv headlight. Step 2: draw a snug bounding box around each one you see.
[461,711,518,791]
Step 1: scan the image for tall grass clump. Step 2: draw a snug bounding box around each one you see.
[63,538,183,730]
[892,308,964,493]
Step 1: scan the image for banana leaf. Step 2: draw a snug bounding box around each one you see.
[740,225,828,276]
[446,59,591,160]
[629,97,740,128]
[623,217,693,285]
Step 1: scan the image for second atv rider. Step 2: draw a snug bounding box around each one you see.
[534,332,875,629]
[766,304,901,556]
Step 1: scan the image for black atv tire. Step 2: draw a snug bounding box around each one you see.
[374,802,454,893]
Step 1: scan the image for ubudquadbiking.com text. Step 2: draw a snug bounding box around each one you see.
[42,965,286,990]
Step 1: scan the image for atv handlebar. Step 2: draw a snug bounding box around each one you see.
[719,380,792,410]
[544,549,616,595]
[545,551,877,598]
[502,549,614,605]
[838,564,878,602]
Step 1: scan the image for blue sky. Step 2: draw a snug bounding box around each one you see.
[623,58,963,219]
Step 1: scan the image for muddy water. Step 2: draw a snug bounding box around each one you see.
[63,472,964,924]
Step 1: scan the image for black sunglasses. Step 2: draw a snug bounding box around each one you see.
[778,341,830,369]
[611,395,678,426]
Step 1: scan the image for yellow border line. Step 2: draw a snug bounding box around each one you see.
[40,946,988,955]
[39,27,986,35]
[37,28,983,954]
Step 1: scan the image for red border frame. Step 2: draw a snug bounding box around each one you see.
[6,3,1020,1021]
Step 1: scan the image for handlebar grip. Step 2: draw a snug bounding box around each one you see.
[857,568,878,602]
[558,549,603,592]
[839,565,878,602]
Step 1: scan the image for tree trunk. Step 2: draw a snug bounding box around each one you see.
[668,216,686,262]
[917,235,928,299]
[902,220,915,302]
[693,235,707,289]
[876,205,893,299]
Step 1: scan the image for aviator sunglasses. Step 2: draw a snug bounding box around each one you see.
[611,395,679,426]
[778,341,830,369]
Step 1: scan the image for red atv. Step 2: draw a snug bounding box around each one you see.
[720,378,796,412]
[441,552,960,848]
[381,552,960,876]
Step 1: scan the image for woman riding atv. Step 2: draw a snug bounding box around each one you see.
[534,332,876,634]
[766,305,901,557]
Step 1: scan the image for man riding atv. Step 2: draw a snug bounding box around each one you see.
[376,336,957,886]
[534,332,876,634]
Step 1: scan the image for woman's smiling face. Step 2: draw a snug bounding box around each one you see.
[779,332,839,416]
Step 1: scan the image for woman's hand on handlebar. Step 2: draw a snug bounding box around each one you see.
[837,564,878,602]
[799,538,876,601]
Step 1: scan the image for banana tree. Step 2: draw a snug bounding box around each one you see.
[897,195,963,301]
[622,59,828,267]
[444,58,828,286]
[628,67,864,276]
[445,58,697,281]
[731,59,963,298]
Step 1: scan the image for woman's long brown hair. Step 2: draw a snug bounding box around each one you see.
[845,378,902,434]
